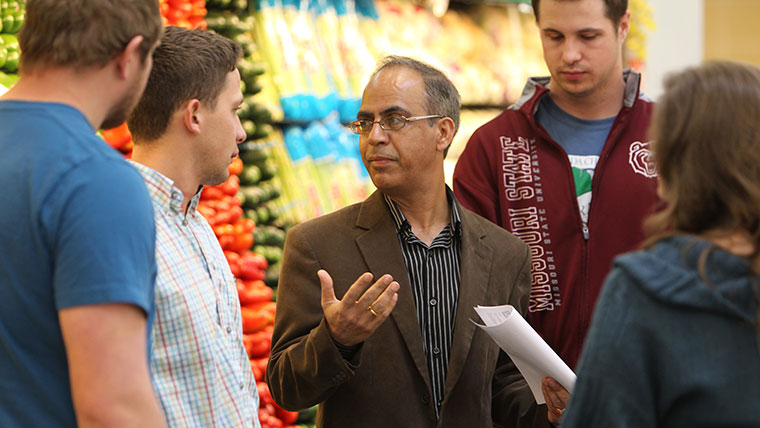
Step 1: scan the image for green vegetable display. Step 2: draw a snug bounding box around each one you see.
[0,1,24,74]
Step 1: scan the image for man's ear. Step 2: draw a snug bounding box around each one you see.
[618,10,631,41]
[182,99,202,135]
[113,35,145,80]
[436,117,456,154]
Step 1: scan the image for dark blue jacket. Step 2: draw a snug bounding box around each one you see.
[562,235,760,427]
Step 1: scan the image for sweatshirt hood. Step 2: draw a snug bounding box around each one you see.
[513,68,648,113]
[614,235,760,324]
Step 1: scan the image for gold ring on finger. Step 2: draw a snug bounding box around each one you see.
[368,305,379,317]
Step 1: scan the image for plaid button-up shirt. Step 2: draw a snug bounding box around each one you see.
[131,162,259,428]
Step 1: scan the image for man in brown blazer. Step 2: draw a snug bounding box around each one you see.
[267,56,556,427]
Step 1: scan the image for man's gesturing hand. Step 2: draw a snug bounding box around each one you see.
[319,269,399,346]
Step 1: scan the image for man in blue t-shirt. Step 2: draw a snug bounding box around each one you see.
[0,1,166,426]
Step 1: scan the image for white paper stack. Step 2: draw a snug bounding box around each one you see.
[473,305,576,404]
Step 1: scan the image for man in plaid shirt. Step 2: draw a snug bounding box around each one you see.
[127,26,260,427]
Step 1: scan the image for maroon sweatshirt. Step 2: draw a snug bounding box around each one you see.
[453,70,659,368]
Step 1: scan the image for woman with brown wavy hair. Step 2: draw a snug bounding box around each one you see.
[562,61,760,427]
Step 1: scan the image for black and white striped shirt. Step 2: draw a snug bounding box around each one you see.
[384,190,462,419]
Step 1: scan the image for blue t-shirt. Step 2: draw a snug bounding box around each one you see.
[536,95,616,228]
[0,101,157,426]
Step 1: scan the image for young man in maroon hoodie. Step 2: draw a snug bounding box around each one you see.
[454,0,658,420]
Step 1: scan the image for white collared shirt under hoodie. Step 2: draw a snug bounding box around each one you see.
[130,161,260,428]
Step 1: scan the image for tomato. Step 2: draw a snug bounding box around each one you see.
[190,7,207,19]
[227,252,242,277]
[175,1,193,15]
[165,8,185,22]
[196,205,216,222]
[101,122,132,150]
[254,381,297,425]
[238,252,267,280]
[239,218,256,233]
[243,333,266,357]
[250,359,264,381]
[250,252,269,270]
[215,199,232,213]
[246,301,276,316]
[257,382,274,406]
[201,186,225,201]
[241,308,275,335]
[246,335,271,358]
[198,199,218,210]
[225,251,241,266]
[259,408,284,428]
[228,156,244,176]
[228,262,241,278]
[218,235,236,251]
[237,279,273,305]
[228,232,254,253]
[213,224,234,237]
[220,175,240,196]
[253,356,268,374]
[233,218,255,235]
[240,251,268,268]
[213,211,234,226]
[274,407,298,425]
[250,357,268,381]
[228,205,244,224]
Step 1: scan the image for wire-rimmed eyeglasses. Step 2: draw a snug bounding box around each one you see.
[347,113,444,135]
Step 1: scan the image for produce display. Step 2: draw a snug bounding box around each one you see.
[205,2,313,427]
[0,0,23,94]
[251,0,545,114]
[159,0,208,28]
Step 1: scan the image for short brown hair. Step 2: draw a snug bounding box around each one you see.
[128,26,242,142]
[531,0,628,27]
[644,61,760,269]
[19,0,161,73]
[370,55,461,156]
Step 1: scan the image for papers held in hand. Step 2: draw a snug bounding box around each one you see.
[472,305,576,404]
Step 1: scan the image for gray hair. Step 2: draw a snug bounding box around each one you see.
[370,55,461,154]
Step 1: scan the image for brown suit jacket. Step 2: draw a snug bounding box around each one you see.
[267,191,549,427]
